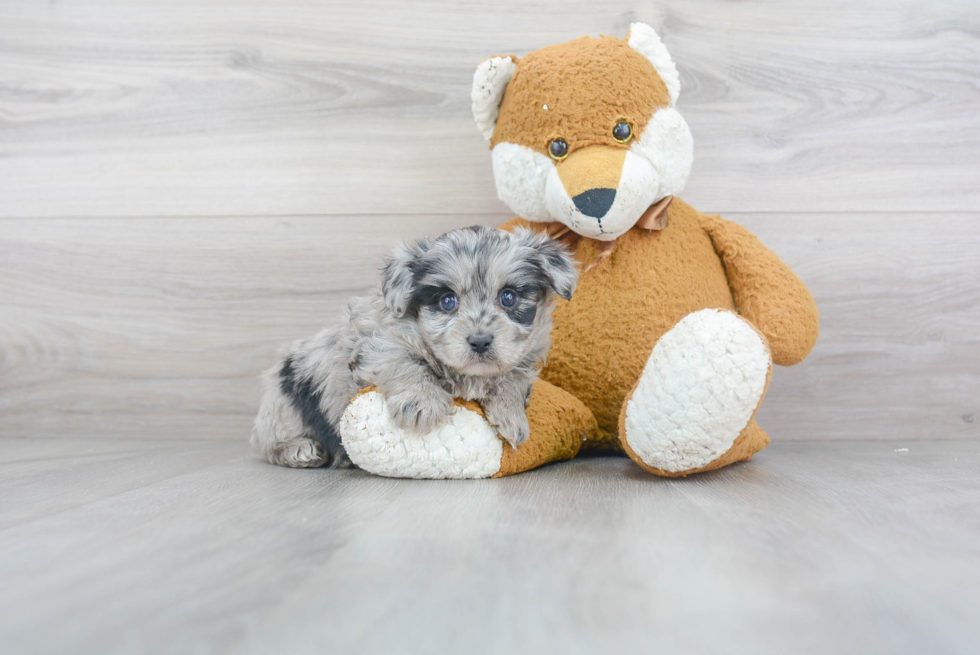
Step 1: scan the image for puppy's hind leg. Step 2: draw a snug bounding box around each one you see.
[251,384,331,468]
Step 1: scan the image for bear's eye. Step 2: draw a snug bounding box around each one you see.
[613,121,632,143]
[548,138,568,160]
[499,289,518,308]
[439,293,458,312]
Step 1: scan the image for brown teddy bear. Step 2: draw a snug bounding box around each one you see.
[338,23,818,479]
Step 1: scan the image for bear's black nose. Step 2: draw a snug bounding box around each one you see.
[572,188,617,218]
[467,334,493,355]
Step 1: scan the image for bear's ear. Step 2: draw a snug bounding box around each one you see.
[471,55,519,140]
[626,22,680,106]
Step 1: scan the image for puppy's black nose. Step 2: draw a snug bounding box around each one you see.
[468,334,493,354]
[572,188,616,218]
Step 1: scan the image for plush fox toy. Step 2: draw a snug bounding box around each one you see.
[338,24,819,478]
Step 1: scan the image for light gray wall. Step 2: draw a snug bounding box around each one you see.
[1,0,977,441]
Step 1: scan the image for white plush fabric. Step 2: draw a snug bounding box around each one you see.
[624,310,771,473]
[339,391,503,479]
[627,22,681,105]
[472,56,517,141]
[630,107,694,204]
[491,142,554,222]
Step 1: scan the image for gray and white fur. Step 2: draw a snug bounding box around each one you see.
[250,225,578,468]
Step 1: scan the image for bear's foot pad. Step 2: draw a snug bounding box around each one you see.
[622,309,771,473]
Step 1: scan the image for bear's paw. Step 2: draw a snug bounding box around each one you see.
[339,391,503,479]
[623,309,771,473]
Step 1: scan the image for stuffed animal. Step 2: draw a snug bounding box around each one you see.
[338,23,819,479]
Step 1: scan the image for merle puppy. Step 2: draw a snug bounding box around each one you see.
[251,225,578,468]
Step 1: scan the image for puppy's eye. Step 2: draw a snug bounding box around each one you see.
[613,121,632,143]
[439,293,458,312]
[499,289,518,308]
[548,138,568,160]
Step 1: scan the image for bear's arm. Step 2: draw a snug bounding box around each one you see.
[700,213,819,366]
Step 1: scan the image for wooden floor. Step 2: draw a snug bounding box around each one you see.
[1,438,977,654]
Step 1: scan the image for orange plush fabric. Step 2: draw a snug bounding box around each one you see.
[494,380,597,478]
[700,214,820,366]
[503,198,746,444]
[500,195,818,472]
[490,36,670,156]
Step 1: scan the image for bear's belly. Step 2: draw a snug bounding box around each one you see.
[541,204,735,444]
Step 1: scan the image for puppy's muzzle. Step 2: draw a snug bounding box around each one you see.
[467,334,493,355]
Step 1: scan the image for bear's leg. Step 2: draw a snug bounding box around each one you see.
[494,379,598,477]
[618,308,772,476]
[338,380,597,479]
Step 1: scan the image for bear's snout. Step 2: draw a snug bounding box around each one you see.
[573,188,617,219]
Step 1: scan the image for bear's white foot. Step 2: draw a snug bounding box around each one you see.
[623,309,771,473]
[339,392,503,479]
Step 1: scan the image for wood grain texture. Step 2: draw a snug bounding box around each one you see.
[0,214,477,440]
[1,438,978,654]
[741,211,980,441]
[1,0,978,217]
[1,212,977,442]
[1,1,978,443]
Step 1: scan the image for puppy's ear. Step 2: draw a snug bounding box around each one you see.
[515,228,579,301]
[382,237,432,318]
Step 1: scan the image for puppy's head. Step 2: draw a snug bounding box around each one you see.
[382,225,577,376]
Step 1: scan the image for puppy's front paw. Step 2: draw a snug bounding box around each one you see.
[389,392,454,434]
[489,410,530,449]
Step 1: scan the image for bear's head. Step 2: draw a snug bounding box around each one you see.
[472,23,693,241]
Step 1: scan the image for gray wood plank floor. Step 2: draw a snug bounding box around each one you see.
[1,438,978,654]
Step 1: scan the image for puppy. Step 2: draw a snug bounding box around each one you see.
[250,225,578,468]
